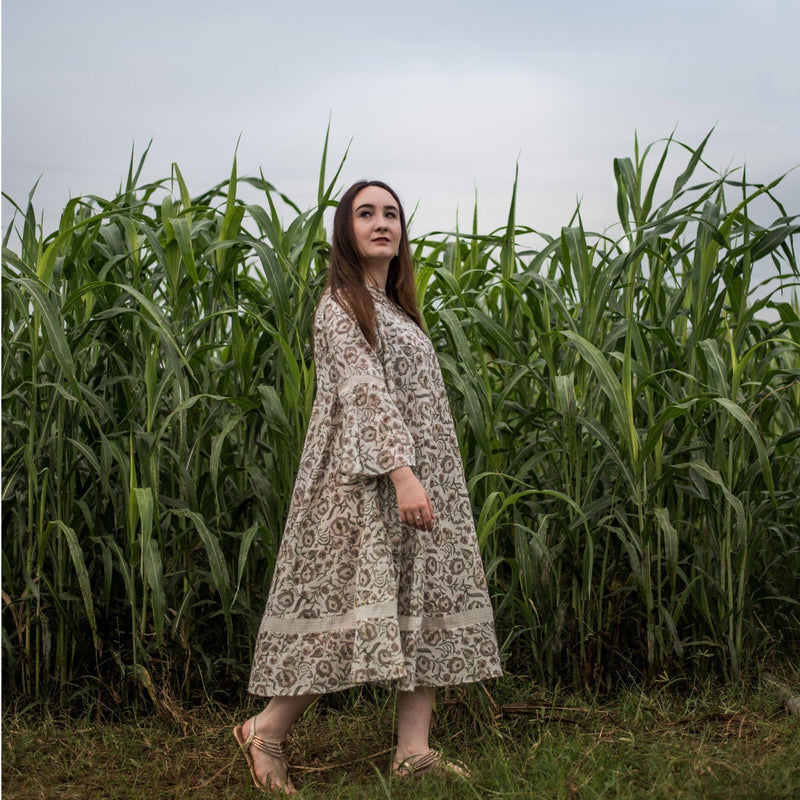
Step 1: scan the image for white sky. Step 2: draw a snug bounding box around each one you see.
[3,0,799,243]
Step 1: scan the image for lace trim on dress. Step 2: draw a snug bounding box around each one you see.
[257,603,496,635]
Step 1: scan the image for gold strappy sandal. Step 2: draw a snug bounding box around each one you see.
[232,717,295,794]
[393,748,471,779]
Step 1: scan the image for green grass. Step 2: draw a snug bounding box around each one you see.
[3,676,799,799]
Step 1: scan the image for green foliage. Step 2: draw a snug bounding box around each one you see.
[2,132,799,706]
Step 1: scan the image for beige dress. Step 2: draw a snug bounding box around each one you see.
[248,287,502,696]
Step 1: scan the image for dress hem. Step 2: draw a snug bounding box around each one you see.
[247,668,504,698]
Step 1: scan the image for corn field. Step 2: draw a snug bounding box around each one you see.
[3,133,799,707]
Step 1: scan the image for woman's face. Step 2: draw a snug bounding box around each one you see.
[351,185,402,269]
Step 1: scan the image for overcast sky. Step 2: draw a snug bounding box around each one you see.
[3,0,799,242]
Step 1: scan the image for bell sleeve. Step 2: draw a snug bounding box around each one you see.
[316,294,417,481]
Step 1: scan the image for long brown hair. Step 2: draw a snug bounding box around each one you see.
[323,180,424,347]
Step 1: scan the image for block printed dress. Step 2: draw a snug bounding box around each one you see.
[248,286,502,696]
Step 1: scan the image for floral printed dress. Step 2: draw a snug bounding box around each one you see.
[248,287,502,696]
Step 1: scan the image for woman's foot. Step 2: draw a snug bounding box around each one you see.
[393,748,471,779]
[233,716,295,794]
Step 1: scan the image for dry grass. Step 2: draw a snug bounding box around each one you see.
[3,678,799,799]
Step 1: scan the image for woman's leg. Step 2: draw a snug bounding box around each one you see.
[393,686,470,778]
[393,686,435,767]
[240,694,318,793]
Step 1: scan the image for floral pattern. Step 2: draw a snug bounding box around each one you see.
[248,287,502,696]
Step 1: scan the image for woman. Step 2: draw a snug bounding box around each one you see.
[234,180,502,794]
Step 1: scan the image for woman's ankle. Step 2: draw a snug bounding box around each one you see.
[393,743,430,763]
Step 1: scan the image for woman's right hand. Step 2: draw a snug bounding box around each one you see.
[389,466,435,531]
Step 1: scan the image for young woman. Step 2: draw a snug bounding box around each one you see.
[234,180,502,794]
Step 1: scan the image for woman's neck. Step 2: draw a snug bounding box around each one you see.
[363,263,390,291]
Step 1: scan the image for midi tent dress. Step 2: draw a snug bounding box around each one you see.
[248,287,502,696]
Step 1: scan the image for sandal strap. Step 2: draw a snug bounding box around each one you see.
[250,734,286,758]
[398,748,440,774]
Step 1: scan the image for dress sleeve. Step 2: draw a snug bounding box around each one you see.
[315,294,417,481]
